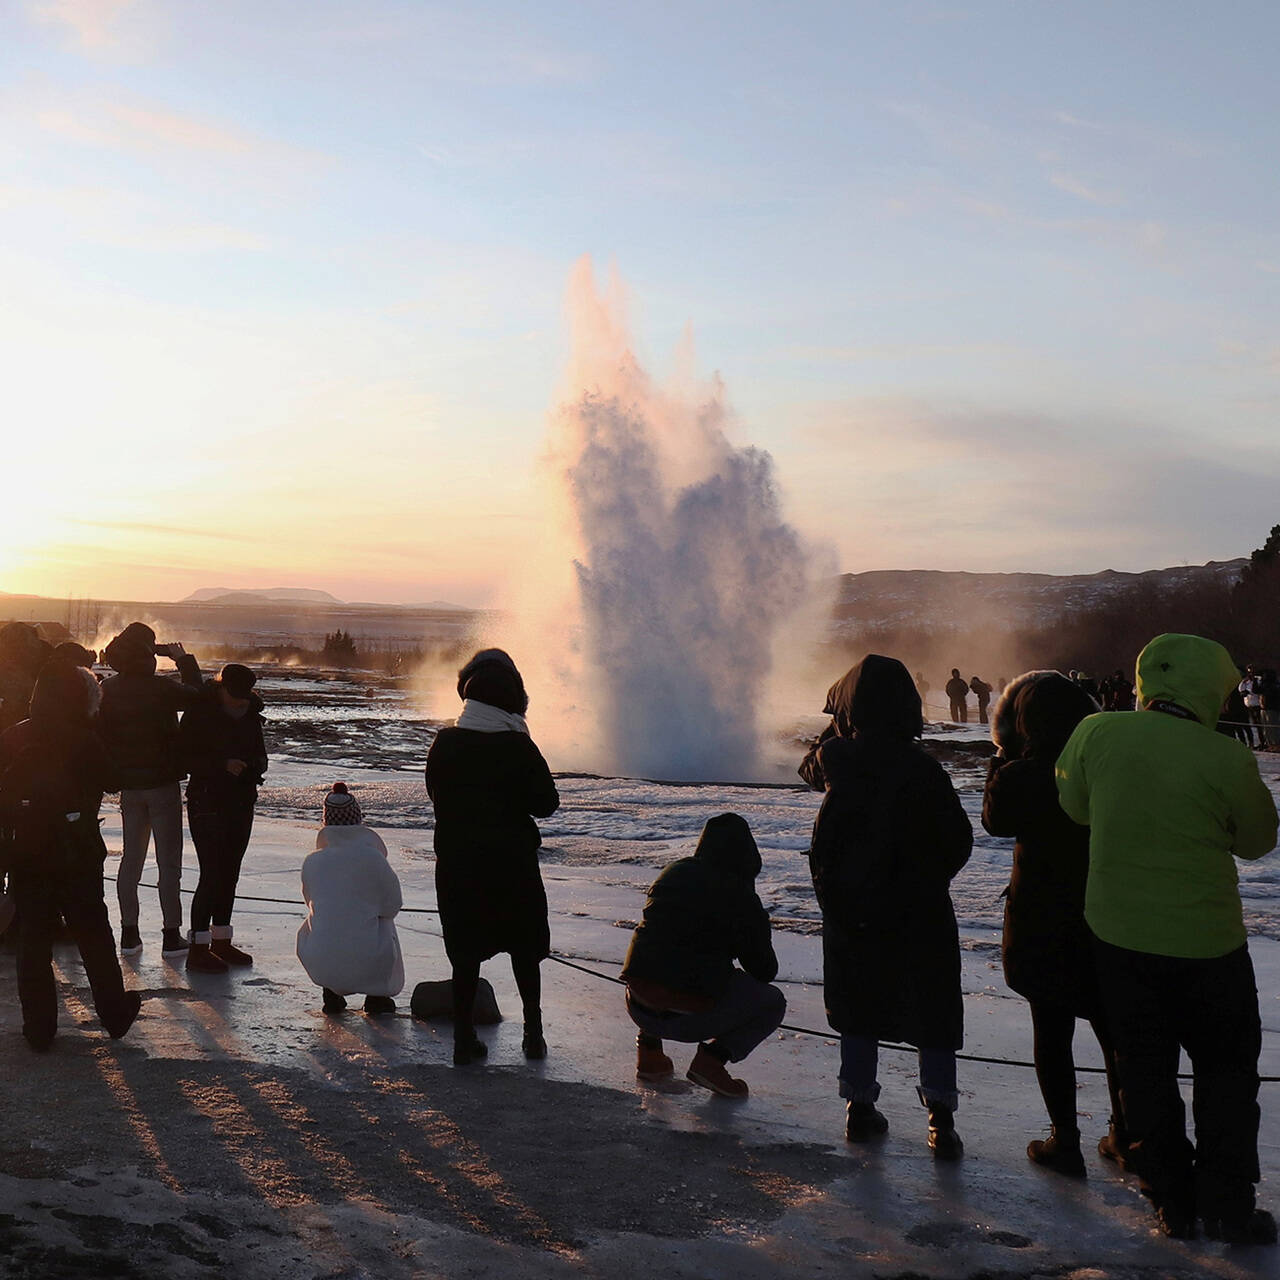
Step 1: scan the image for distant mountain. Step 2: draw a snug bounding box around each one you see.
[833,560,1248,631]
[182,587,343,606]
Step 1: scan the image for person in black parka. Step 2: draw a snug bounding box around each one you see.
[0,660,140,1050]
[801,655,973,1154]
[425,649,559,1065]
[982,671,1124,1177]
[621,813,786,1098]
[178,664,268,974]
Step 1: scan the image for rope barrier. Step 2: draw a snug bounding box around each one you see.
[104,874,1280,1083]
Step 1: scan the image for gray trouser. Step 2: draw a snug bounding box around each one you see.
[626,969,786,1063]
[117,783,185,930]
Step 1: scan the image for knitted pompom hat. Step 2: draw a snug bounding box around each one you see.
[322,781,363,826]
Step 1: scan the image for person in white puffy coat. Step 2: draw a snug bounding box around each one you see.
[297,783,404,1015]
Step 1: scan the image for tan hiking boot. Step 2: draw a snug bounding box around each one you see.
[686,1044,748,1098]
[636,1040,675,1082]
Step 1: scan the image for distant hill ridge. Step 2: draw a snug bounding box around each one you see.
[183,587,342,605]
[834,559,1248,630]
[181,587,472,611]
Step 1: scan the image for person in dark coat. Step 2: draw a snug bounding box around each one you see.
[99,622,203,959]
[621,813,785,1098]
[178,664,268,974]
[982,671,1124,1177]
[801,655,973,1154]
[945,668,969,723]
[915,672,931,722]
[0,622,53,734]
[425,649,560,1065]
[0,660,140,1050]
[1221,684,1252,746]
[969,675,993,725]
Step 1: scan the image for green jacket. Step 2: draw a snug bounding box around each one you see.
[1055,633,1277,958]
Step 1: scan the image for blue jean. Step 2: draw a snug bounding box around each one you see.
[839,1034,958,1110]
[626,969,786,1063]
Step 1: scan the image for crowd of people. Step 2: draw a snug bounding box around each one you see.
[921,660,1280,743]
[0,622,1277,1248]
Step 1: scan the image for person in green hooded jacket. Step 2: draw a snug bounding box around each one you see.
[1056,633,1278,1244]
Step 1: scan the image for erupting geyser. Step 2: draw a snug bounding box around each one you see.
[549,260,812,780]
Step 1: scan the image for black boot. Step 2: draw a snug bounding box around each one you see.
[521,1012,547,1060]
[322,988,347,1015]
[845,1101,889,1142]
[927,1103,963,1159]
[1203,1208,1277,1245]
[453,1024,487,1066]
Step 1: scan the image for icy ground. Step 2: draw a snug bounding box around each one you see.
[0,749,1277,1277]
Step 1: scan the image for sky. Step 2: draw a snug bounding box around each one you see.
[2,0,1278,606]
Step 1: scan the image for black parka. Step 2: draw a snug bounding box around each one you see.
[801,656,972,1048]
[425,726,559,964]
[981,672,1099,1015]
[621,813,778,1002]
[0,664,119,875]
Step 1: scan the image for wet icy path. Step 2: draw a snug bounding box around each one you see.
[61,769,1280,1278]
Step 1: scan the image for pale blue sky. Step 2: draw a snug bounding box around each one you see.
[3,1,1277,603]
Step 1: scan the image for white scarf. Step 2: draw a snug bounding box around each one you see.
[454,699,529,734]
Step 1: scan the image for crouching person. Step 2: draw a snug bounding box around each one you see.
[621,813,785,1099]
[297,783,404,1016]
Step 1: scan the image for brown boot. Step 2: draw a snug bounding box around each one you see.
[686,1044,748,1099]
[210,926,252,967]
[186,935,228,974]
[636,1034,674,1082]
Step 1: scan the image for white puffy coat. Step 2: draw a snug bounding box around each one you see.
[296,825,405,997]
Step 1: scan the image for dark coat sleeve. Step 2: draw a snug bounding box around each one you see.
[172,653,205,700]
[519,738,559,819]
[981,756,1027,838]
[913,756,973,880]
[798,722,837,790]
[734,889,779,984]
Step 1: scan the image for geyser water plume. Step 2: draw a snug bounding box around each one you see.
[547,259,813,780]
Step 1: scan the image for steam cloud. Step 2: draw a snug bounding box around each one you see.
[548,261,812,779]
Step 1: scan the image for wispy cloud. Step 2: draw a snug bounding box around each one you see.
[1048,170,1122,206]
[1051,107,1217,161]
[27,0,155,58]
[69,519,257,542]
[26,90,327,176]
[308,13,597,86]
[0,177,269,252]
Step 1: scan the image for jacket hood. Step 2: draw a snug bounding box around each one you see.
[991,671,1052,755]
[104,622,157,677]
[1135,633,1240,727]
[823,654,923,741]
[1016,672,1098,758]
[29,662,101,727]
[693,812,761,880]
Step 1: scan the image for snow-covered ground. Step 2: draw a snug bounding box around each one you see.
[4,691,1278,1276]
